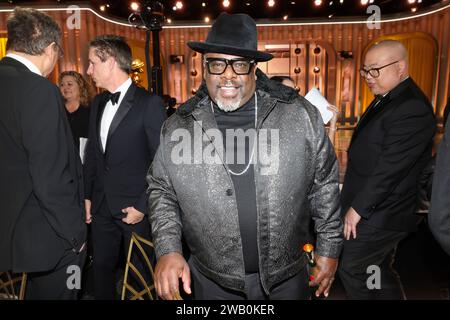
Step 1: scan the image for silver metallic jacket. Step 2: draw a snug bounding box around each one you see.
[147,69,343,294]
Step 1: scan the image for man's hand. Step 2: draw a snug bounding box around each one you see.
[309,254,338,298]
[85,199,92,224]
[155,252,191,300]
[344,207,361,240]
[121,206,145,224]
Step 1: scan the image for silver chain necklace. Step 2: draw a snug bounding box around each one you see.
[210,92,258,176]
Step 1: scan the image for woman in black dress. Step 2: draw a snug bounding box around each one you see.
[59,71,95,298]
[59,71,93,157]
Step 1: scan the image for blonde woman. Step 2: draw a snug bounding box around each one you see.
[59,71,93,150]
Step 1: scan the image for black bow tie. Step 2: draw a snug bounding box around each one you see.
[374,94,383,102]
[106,92,121,105]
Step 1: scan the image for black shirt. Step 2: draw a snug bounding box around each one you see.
[65,105,90,151]
[212,95,259,273]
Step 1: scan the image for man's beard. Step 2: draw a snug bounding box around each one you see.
[216,97,242,112]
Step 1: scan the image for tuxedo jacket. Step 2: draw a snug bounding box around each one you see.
[0,57,86,272]
[341,78,436,232]
[83,83,165,217]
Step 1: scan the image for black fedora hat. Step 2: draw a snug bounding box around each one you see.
[187,13,273,62]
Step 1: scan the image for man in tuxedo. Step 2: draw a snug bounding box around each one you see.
[84,35,165,300]
[338,40,436,299]
[0,8,86,299]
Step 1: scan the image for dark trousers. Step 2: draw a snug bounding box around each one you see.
[25,249,86,300]
[91,198,153,300]
[338,222,408,300]
[188,257,310,300]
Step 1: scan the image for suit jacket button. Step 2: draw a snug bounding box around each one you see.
[226,189,233,196]
[105,166,110,171]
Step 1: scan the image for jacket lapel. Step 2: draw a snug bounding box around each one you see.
[104,83,137,152]
[349,78,413,149]
[349,97,383,148]
[191,96,228,167]
[256,90,277,130]
[96,94,109,154]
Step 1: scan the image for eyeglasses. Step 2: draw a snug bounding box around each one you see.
[53,42,64,59]
[359,60,399,78]
[204,58,256,75]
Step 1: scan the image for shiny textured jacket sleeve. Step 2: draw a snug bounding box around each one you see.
[146,122,183,259]
[308,109,343,259]
[429,122,450,255]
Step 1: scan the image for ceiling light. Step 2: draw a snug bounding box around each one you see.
[408,0,416,4]
[283,15,288,20]
[268,0,275,7]
[360,0,369,5]
[411,7,417,12]
[175,1,183,10]
[99,5,106,12]
[204,16,210,23]
[223,0,230,8]
[314,0,323,6]
[202,2,206,7]
[167,18,172,23]
[130,2,139,11]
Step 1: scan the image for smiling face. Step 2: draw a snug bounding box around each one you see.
[203,53,257,112]
[59,75,80,102]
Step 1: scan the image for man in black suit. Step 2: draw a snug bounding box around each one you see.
[338,40,435,299]
[84,35,165,300]
[0,8,86,299]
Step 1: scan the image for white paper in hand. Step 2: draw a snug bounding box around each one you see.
[304,87,334,124]
[79,138,88,164]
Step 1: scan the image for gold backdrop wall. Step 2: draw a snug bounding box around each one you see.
[0,37,6,58]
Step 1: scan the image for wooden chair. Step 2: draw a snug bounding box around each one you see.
[0,271,27,300]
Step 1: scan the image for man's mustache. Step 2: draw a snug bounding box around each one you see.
[218,80,240,87]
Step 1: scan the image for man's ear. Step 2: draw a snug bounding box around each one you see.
[106,56,116,70]
[43,43,55,58]
[398,60,407,75]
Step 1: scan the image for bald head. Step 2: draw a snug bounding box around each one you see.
[368,40,408,65]
[362,40,409,95]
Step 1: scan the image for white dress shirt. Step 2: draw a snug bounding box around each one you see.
[6,53,42,76]
[100,78,133,152]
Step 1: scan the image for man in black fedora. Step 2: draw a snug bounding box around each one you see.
[147,13,343,300]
